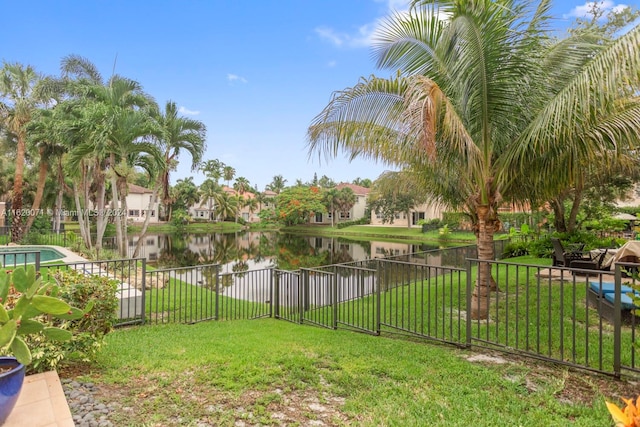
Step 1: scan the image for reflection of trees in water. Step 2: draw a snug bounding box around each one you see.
[157,233,201,268]
[150,231,384,270]
[274,233,331,270]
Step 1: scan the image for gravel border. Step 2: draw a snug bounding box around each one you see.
[62,379,116,427]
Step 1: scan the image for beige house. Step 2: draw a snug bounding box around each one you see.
[370,201,445,227]
[125,184,160,224]
[190,187,274,223]
[311,183,370,225]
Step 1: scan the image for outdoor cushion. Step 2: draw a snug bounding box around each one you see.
[604,292,639,310]
[588,281,634,296]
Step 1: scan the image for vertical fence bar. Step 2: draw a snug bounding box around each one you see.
[465,259,472,348]
[614,265,622,378]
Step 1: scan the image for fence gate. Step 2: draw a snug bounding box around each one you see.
[299,268,336,329]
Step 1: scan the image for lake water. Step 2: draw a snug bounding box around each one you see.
[119,231,444,271]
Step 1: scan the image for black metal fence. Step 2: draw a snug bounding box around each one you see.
[6,240,638,378]
[40,258,146,326]
[0,226,70,247]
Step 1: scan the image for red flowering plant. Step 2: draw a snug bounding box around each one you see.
[0,265,88,366]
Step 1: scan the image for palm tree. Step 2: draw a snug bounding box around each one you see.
[233,176,250,195]
[216,191,239,222]
[266,175,287,194]
[307,0,640,319]
[153,101,206,220]
[335,187,357,223]
[23,107,68,234]
[322,188,340,226]
[0,62,48,242]
[60,55,155,254]
[200,159,224,183]
[223,165,236,187]
[199,178,222,221]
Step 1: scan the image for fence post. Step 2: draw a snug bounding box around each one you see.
[376,260,381,335]
[299,269,305,324]
[271,269,277,319]
[332,269,338,330]
[465,259,472,348]
[141,259,146,325]
[35,252,41,272]
[613,265,622,378]
[215,265,220,321]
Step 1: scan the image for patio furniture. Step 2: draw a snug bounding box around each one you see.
[569,249,609,274]
[587,281,638,324]
[551,238,591,267]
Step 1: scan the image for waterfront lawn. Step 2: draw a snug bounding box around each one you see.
[86,318,628,426]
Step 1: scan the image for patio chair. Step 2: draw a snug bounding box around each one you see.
[587,280,638,324]
[551,238,591,267]
[569,249,609,273]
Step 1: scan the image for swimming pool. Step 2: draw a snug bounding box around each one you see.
[0,246,66,266]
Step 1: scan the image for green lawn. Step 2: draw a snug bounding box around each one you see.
[84,318,629,427]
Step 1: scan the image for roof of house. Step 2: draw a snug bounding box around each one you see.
[128,184,153,194]
[336,183,370,196]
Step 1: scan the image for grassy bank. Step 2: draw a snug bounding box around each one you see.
[79,318,629,426]
[61,220,482,245]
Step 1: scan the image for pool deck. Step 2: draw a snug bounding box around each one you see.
[4,371,74,426]
[45,245,88,264]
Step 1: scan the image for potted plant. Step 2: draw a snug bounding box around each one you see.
[0,265,86,423]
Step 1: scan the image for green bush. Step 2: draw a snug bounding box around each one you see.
[26,269,119,372]
[502,241,529,258]
[336,217,370,228]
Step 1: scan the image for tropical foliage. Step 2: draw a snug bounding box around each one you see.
[307,0,640,319]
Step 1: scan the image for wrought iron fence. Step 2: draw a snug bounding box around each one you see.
[40,258,146,326]
[145,264,272,325]
[6,240,637,378]
[0,226,70,247]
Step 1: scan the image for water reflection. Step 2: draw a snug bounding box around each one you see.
[120,231,441,271]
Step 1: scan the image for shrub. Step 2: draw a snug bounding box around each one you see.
[26,269,118,372]
[438,224,451,242]
[502,241,529,258]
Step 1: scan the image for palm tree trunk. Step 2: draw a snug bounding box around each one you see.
[24,150,48,234]
[470,204,496,320]
[110,174,124,257]
[73,182,91,250]
[94,169,108,256]
[10,136,26,243]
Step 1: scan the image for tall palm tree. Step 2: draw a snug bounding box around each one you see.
[0,62,48,242]
[199,178,222,221]
[61,55,154,253]
[335,187,357,223]
[266,175,287,194]
[200,159,224,183]
[223,165,236,187]
[322,188,340,226]
[153,101,206,220]
[23,108,68,234]
[307,0,640,319]
[216,191,239,222]
[233,176,250,195]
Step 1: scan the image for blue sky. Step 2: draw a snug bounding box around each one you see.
[2,0,639,191]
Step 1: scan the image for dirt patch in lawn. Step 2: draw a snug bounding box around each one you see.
[59,365,352,426]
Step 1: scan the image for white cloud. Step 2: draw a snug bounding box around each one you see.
[227,73,248,84]
[316,0,447,49]
[563,1,628,19]
[327,60,337,68]
[178,106,200,115]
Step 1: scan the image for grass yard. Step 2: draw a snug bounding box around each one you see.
[68,318,637,427]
